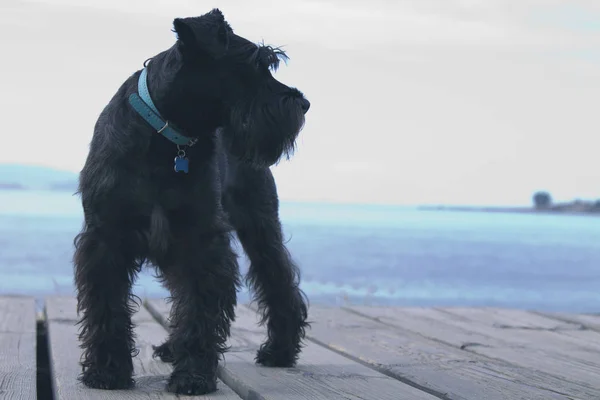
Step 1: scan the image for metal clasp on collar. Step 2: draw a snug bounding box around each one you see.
[157,120,169,134]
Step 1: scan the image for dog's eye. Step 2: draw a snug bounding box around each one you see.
[258,61,271,71]
[255,55,270,70]
[253,60,272,75]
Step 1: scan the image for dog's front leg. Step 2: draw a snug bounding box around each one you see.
[73,225,141,390]
[237,215,309,368]
[160,227,239,395]
[225,167,309,368]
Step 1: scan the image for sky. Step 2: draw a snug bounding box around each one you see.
[0,0,598,205]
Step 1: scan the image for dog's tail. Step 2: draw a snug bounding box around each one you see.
[149,204,170,260]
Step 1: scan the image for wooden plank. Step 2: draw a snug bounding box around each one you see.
[45,296,240,399]
[534,311,600,333]
[0,296,36,400]
[146,299,438,400]
[349,306,600,399]
[304,305,574,400]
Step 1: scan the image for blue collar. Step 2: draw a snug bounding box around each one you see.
[128,68,197,147]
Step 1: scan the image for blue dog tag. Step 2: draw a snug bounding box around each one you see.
[174,156,189,173]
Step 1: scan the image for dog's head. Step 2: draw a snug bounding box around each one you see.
[164,8,309,167]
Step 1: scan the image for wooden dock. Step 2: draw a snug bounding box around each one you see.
[1,296,599,399]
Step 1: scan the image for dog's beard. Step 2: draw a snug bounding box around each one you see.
[225,96,305,167]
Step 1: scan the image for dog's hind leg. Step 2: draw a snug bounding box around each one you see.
[73,224,142,390]
[158,223,239,395]
[225,166,309,367]
[151,303,175,363]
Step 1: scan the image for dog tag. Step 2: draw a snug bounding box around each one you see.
[174,156,189,173]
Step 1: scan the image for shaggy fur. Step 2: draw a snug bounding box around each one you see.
[73,8,310,395]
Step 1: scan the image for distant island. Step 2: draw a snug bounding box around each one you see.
[421,191,600,216]
[0,163,78,192]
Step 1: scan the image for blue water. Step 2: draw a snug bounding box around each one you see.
[1,190,599,312]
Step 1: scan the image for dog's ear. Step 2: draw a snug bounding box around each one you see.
[173,9,231,59]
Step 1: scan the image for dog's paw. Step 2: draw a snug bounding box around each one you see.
[255,340,299,368]
[79,367,134,390]
[167,372,217,395]
[152,341,174,363]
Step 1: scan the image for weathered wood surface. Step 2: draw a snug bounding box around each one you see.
[6,296,597,400]
[44,297,240,399]
[146,299,438,400]
[304,305,573,400]
[349,306,600,399]
[0,296,37,400]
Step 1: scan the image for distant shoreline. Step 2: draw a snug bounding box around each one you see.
[0,183,76,192]
[419,205,600,217]
[1,177,598,217]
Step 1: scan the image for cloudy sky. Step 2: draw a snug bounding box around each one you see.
[1,0,598,205]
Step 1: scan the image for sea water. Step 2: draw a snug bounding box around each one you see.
[1,190,599,313]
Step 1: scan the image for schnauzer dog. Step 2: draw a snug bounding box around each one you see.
[73,8,310,395]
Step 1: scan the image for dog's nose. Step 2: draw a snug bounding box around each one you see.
[300,98,310,113]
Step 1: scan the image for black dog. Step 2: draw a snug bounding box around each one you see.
[73,8,310,395]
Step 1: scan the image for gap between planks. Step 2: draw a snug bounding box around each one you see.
[532,311,600,333]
